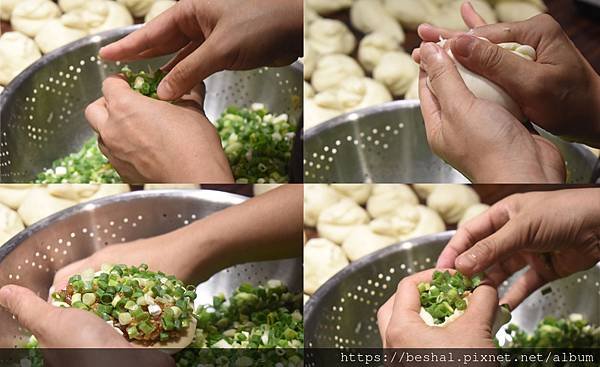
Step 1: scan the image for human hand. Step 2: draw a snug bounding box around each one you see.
[437,188,600,309]
[377,269,498,348]
[416,41,565,183]
[85,75,234,183]
[99,0,303,100]
[414,3,600,147]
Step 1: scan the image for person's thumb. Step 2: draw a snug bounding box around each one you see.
[0,285,53,335]
[460,284,498,327]
[449,35,538,101]
[455,219,526,275]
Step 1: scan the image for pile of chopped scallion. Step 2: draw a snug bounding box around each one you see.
[418,270,482,325]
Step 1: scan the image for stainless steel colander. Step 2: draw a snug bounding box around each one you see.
[304,101,599,183]
[0,189,302,348]
[0,25,303,182]
[304,231,600,350]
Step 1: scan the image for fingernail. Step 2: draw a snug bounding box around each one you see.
[456,253,476,270]
[453,35,476,58]
[0,286,12,308]
[157,81,174,100]
[420,43,442,70]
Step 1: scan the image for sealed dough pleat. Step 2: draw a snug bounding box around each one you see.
[330,184,372,205]
[358,32,401,73]
[311,54,364,92]
[373,51,419,97]
[426,185,480,224]
[11,0,61,37]
[317,198,369,244]
[366,184,419,218]
[350,0,405,43]
[307,18,356,55]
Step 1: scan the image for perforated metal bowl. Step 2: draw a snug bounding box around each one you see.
[0,25,303,182]
[304,231,600,349]
[304,101,599,183]
[0,189,302,348]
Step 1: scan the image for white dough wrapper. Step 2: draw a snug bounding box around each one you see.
[11,0,61,37]
[304,184,343,227]
[304,238,349,294]
[0,31,42,86]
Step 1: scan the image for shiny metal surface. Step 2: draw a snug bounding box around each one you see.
[304,101,598,183]
[0,190,302,347]
[304,231,600,348]
[0,26,302,182]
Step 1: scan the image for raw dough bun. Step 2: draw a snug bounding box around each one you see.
[304,98,343,130]
[358,32,401,73]
[317,198,369,244]
[412,184,438,200]
[342,225,396,261]
[384,0,438,30]
[311,54,364,92]
[1,0,24,21]
[305,4,320,26]
[405,75,420,100]
[330,184,372,205]
[306,0,352,15]
[304,238,349,294]
[495,1,543,22]
[11,0,61,37]
[88,1,134,34]
[313,77,392,112]
[303,42,318,80]
[458,203,490,227]
[18,188,78,226]
[58,0,87,12]
[47,184,100,201]
[0,184,34,209]
[307,18,356,55]
[426,185,480,224]
[304,81,315,99]
[145,0,176,22]
[304,184,343,227]
[370,205,446,240]
[350,0,405,43]
[366,184,418,218]
[34,20,87,53]
[373,51,419,97]
[0,203,25,239]
[116,0,155,18]
[82,184,131,202]
[0,32,42,85]
[429,0,496,31]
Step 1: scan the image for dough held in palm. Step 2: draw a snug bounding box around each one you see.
[18,188,78,226]
[342,225,396,261]
[373,51,419,97]
[426,185,480,224]
[358,32,401,73]
[304,238,349,294]
[145,0,176,22]
[317,198,369,244]
[370,205,445,240]
[330,184,372,205]
[350,0,405,43]
[11,0,61,37]
[0,31,42,85]
[307,18,356,55]
[366,184,418,218]
[311,54,364,92]
[458,203,490,227]
[304,184,343,227]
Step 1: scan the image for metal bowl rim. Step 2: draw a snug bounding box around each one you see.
[0,189,248,262]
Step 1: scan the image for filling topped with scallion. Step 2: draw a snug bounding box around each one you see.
[121,66,165,99]
[418,270,482,325]
[51,264,196,345]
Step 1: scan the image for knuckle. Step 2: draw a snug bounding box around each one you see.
[478,44,504,70]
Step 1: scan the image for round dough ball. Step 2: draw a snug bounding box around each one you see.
[351,0,405,43]
[58,0,87,12]
[384,0,438,30]
[11,0,61,37]
[342,225,396,261]
[330,184,372,205]
[313,77,392,112]
[405,75,420,100]
[1,0,24,21]
[304,98,343,130]
[458,203,490,227]
[0,203,25,239]
[369,205,446,240]
[306,0,352,15]
[373,51,419,97]
[311,54,364,92]
[495,1,543,22]
[412,184,438,200]
[0,32,42,85]
[34,20,87,53]
[304,81,315,99]
[18,188,78,226]
[145,0,176,22]
[88,1,133,34]
[303,42,318,80]
[304,238,349,294]
[358,32,401,73]
[307,18,356,55]
[317,198,369,244]
[366,184,419,218]
[0,184,34,209]
[116,0,155,18]
[47,184,100,201]
[304,184,343,227]
[426,184,480,224]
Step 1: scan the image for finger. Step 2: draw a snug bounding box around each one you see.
[160,41,203,72]
[0,285,54,336]
[157,34,227,100]
[417,23,463,43]
[418,70,443,144]
[499,268,549,309]
[484,255,528,287]
[460,284,498,326]
[84,98,108,135]
[468,14,556,47]
[436,201,511,269]
[419,42,475,115]
[461,1,488,28]
[376,296,395,347]
[390,269,441,319]
[102,75,140,105]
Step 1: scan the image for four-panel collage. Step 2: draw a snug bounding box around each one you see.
[0,0,599,366]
